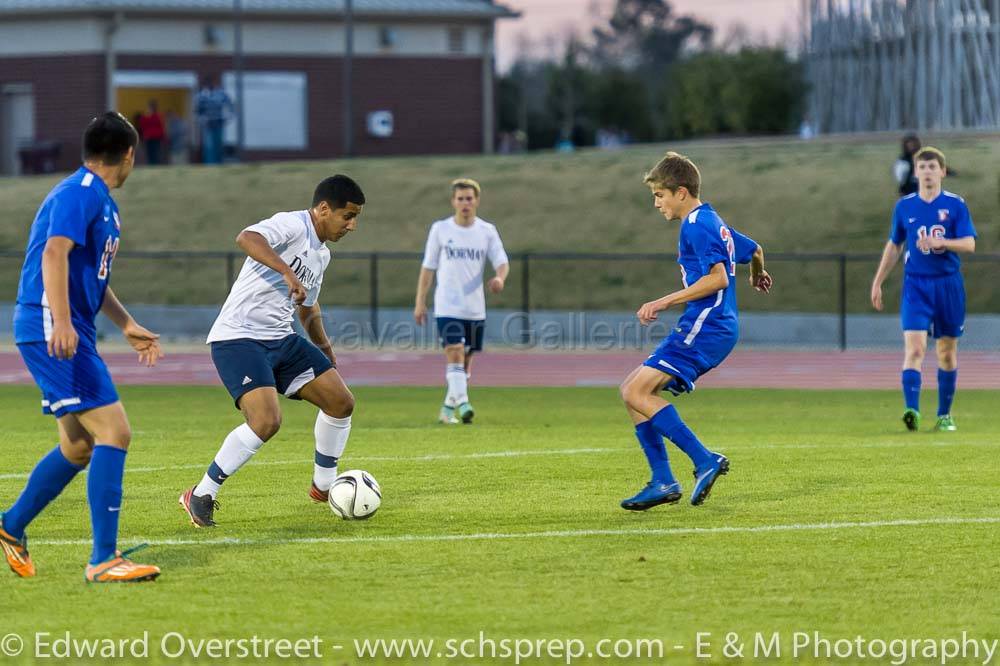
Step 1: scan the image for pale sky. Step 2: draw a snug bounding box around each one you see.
[495,0,802,70]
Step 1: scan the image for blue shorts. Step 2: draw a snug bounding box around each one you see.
[642,326,738,395]
[901,272,966,338]
[211,334,334,408]
[436,317,485,353]
[17,342,120,418]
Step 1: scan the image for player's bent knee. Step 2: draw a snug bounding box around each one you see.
[619,380,643,410]
[247,412,282,441]
[337,391,356,418]
[61,439,94,467]
[101,426,131,450]
[319,390,354,418]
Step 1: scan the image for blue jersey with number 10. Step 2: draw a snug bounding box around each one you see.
[890,191,976,277]
[13,167,121,346]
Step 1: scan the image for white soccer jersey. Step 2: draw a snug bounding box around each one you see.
[207,210,330,343]
[421,216,509,320]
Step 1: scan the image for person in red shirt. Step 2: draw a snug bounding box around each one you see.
[137,100,166,165]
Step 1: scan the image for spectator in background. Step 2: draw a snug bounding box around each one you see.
[893,133,921,197]
[166,110,189,165]
[137,100,166,165]
[195,76,233,164]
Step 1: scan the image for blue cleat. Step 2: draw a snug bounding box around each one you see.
[691,454,729,506]
[620,480,682,511]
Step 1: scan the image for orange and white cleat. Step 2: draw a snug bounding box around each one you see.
[0,523,35,578]
[85,545,160,583]
[309,482,329,504]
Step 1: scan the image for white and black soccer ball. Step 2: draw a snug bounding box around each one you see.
[328,470,382,520]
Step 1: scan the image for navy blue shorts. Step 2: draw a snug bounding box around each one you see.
[642,326,738,395]
[901,272,966,338]
[436,317,485,353]
[211,335,334,408]
[18,342,120,417]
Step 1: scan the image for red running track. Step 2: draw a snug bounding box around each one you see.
[1,350,999,389]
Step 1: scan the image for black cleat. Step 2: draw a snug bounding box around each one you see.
[179,487,219,527]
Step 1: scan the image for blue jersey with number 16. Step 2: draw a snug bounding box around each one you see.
[13,167,121,346]
[890,191,976,277]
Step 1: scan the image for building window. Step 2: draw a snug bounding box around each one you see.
[223,72,308,150]
[447,26,465,54]
[204,24,221,48]
[379,26,397,49]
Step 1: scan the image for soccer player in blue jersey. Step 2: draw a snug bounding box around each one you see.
[619,152,772,511]
[0,112,163,582]
[871,147,976,432]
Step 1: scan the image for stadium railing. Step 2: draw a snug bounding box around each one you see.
[1,250,998,350]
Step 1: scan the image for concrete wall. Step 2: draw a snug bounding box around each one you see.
[2,305,997,350]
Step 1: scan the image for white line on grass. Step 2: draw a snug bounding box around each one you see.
[29,516,1000,548]
[0,447,619,481]
[0,439,986,482]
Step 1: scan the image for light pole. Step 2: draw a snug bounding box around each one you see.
[234,0,245,160]
[343,0,354,157]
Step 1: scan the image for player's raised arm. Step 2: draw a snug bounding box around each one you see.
[917,235,976,254]
[41,236,78,360]
[730,226,772,293]
[297,303,336,366]
[637,262,730,325]
[236,229,307,304]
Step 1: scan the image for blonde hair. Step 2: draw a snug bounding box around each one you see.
[451,178,481,198]
[643,151,701,198]
[914,146,946,169]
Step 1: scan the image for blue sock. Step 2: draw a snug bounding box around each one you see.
[634,422,676,484]
[649,405,713,469]
[2,446,83,540]
[937,369,957,416]
[87,445,127,565]
[902,369,921,412]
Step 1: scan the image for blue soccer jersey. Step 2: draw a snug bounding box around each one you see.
[675,203,757,338]
[890,191,976,277]
[643,203,757,394]
[13,167,121,346]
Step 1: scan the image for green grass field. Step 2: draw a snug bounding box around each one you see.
[3,385,1000,664]
[0,136,997,312]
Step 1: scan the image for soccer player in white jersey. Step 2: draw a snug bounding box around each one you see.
[414,179,509,424]
[179,175,364,527]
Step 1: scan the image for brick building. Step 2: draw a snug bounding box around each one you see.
[0,0,516,174]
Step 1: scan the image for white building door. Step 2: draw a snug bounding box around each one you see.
[0,84,35,176]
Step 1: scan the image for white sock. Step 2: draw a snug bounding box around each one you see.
[446,363,468,405]
[313,412,351,492]
[194,423,265,498]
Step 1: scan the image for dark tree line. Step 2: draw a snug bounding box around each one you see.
[497,0,808,150]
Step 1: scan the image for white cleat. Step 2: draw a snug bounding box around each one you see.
[438,405,460,425]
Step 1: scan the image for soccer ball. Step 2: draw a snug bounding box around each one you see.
[328,470,382,520]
